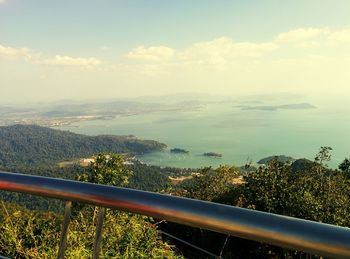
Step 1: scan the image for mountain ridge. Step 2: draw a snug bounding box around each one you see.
[0,124,166,167]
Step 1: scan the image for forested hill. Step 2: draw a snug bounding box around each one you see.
[0,124,166,167]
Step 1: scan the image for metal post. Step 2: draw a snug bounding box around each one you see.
[93,207,105,259]
[58,201,72,259]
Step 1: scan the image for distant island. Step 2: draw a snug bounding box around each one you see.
[257,155,295,164]
[170,148,189,154]
[203,152,222,157]
[238,103,317,111]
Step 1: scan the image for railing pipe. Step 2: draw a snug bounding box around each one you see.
[1,171,350,258]
[58,201,72,259]
[92,207,105,259]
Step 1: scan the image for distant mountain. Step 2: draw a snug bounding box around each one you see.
[239,103,316,111]
[0,97,205,127]
[257,155,295,165]
[0,125,166,167]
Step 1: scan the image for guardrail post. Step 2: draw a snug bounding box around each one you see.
[58,201,72,259]
[93,207,105,259]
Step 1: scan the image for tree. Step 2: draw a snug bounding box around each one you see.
[339,158,350,177]
[182,165,239,202]
[76,153,132,187]
[314,146,332,168]
[0,153,182,258]
[73,153,182,258]
[240,159,292,214]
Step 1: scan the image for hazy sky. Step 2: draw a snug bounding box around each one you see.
[1,0,350,103]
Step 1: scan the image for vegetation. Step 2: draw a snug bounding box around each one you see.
[339,157,350,178]
[1,128,350,258]
[162,147,350,258]
[257,155,295,165]
[0,124,166,167]
[170,148,189,154]
[0,153,182,258]
[202,152,222,157]
[0,160,190,212]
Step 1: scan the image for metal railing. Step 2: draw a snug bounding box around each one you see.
[1,171,350,258]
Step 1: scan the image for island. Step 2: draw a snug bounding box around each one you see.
[203,152,222,157]
[238,103,317,111]
[170,148,189,154]
[257,155,295,165]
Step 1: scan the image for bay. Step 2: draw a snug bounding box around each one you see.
[58,100,350,168]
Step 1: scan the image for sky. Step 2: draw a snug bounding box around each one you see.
[1,0,350,103]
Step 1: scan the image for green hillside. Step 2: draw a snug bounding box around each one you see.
[0,124,166,167]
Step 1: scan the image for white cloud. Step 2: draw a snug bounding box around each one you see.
[274,27,330,43]
[183,37,277,64]
[0,44,31,59]
[125,28,350,72]
[0,0,6,4]
[328,29,350,43]
[119,27,350,97]
[126,37,277,68]
[0,43,101,67]
[2,27,350,100]
[127,45,175,61]
[39,55,101,66]
[274,27,350,47]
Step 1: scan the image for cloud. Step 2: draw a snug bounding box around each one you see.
[0,43,101,66]
[275,27,330,43]
[328,29,350,43]
[120,27,350,97]
[126,37,277,68]
[182,37,277,64]
[39,55,101,66]
[125,27,350,71]
[0,0,6,4]
[274,27,350,47]
[127,45,175,61]
[0,44,31,59]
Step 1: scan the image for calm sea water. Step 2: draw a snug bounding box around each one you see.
[58,100,350,168]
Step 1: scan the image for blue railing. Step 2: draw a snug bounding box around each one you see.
[1,171,350,258]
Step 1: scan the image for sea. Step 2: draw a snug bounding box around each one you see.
[58,98,350,169]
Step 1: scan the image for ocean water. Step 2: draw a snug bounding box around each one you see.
[58,100,350,169]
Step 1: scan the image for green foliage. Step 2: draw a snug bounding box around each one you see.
[0,201,61,258]
[0,202,181,258]
[0,151,182,258]
[0,124,166,167]
[174,150,350,258]
[72,152,181,258]
[129,162,177,192]
[3,140,350,258]
[180,165,239,202]
[76,153,132,187]
[314,146,332,167]
[65,207,180,258]
[0,160,188,212]
[240,157,350,226]
[239,160,292,214]
[257,155,294,165]
[339,158,350,177]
